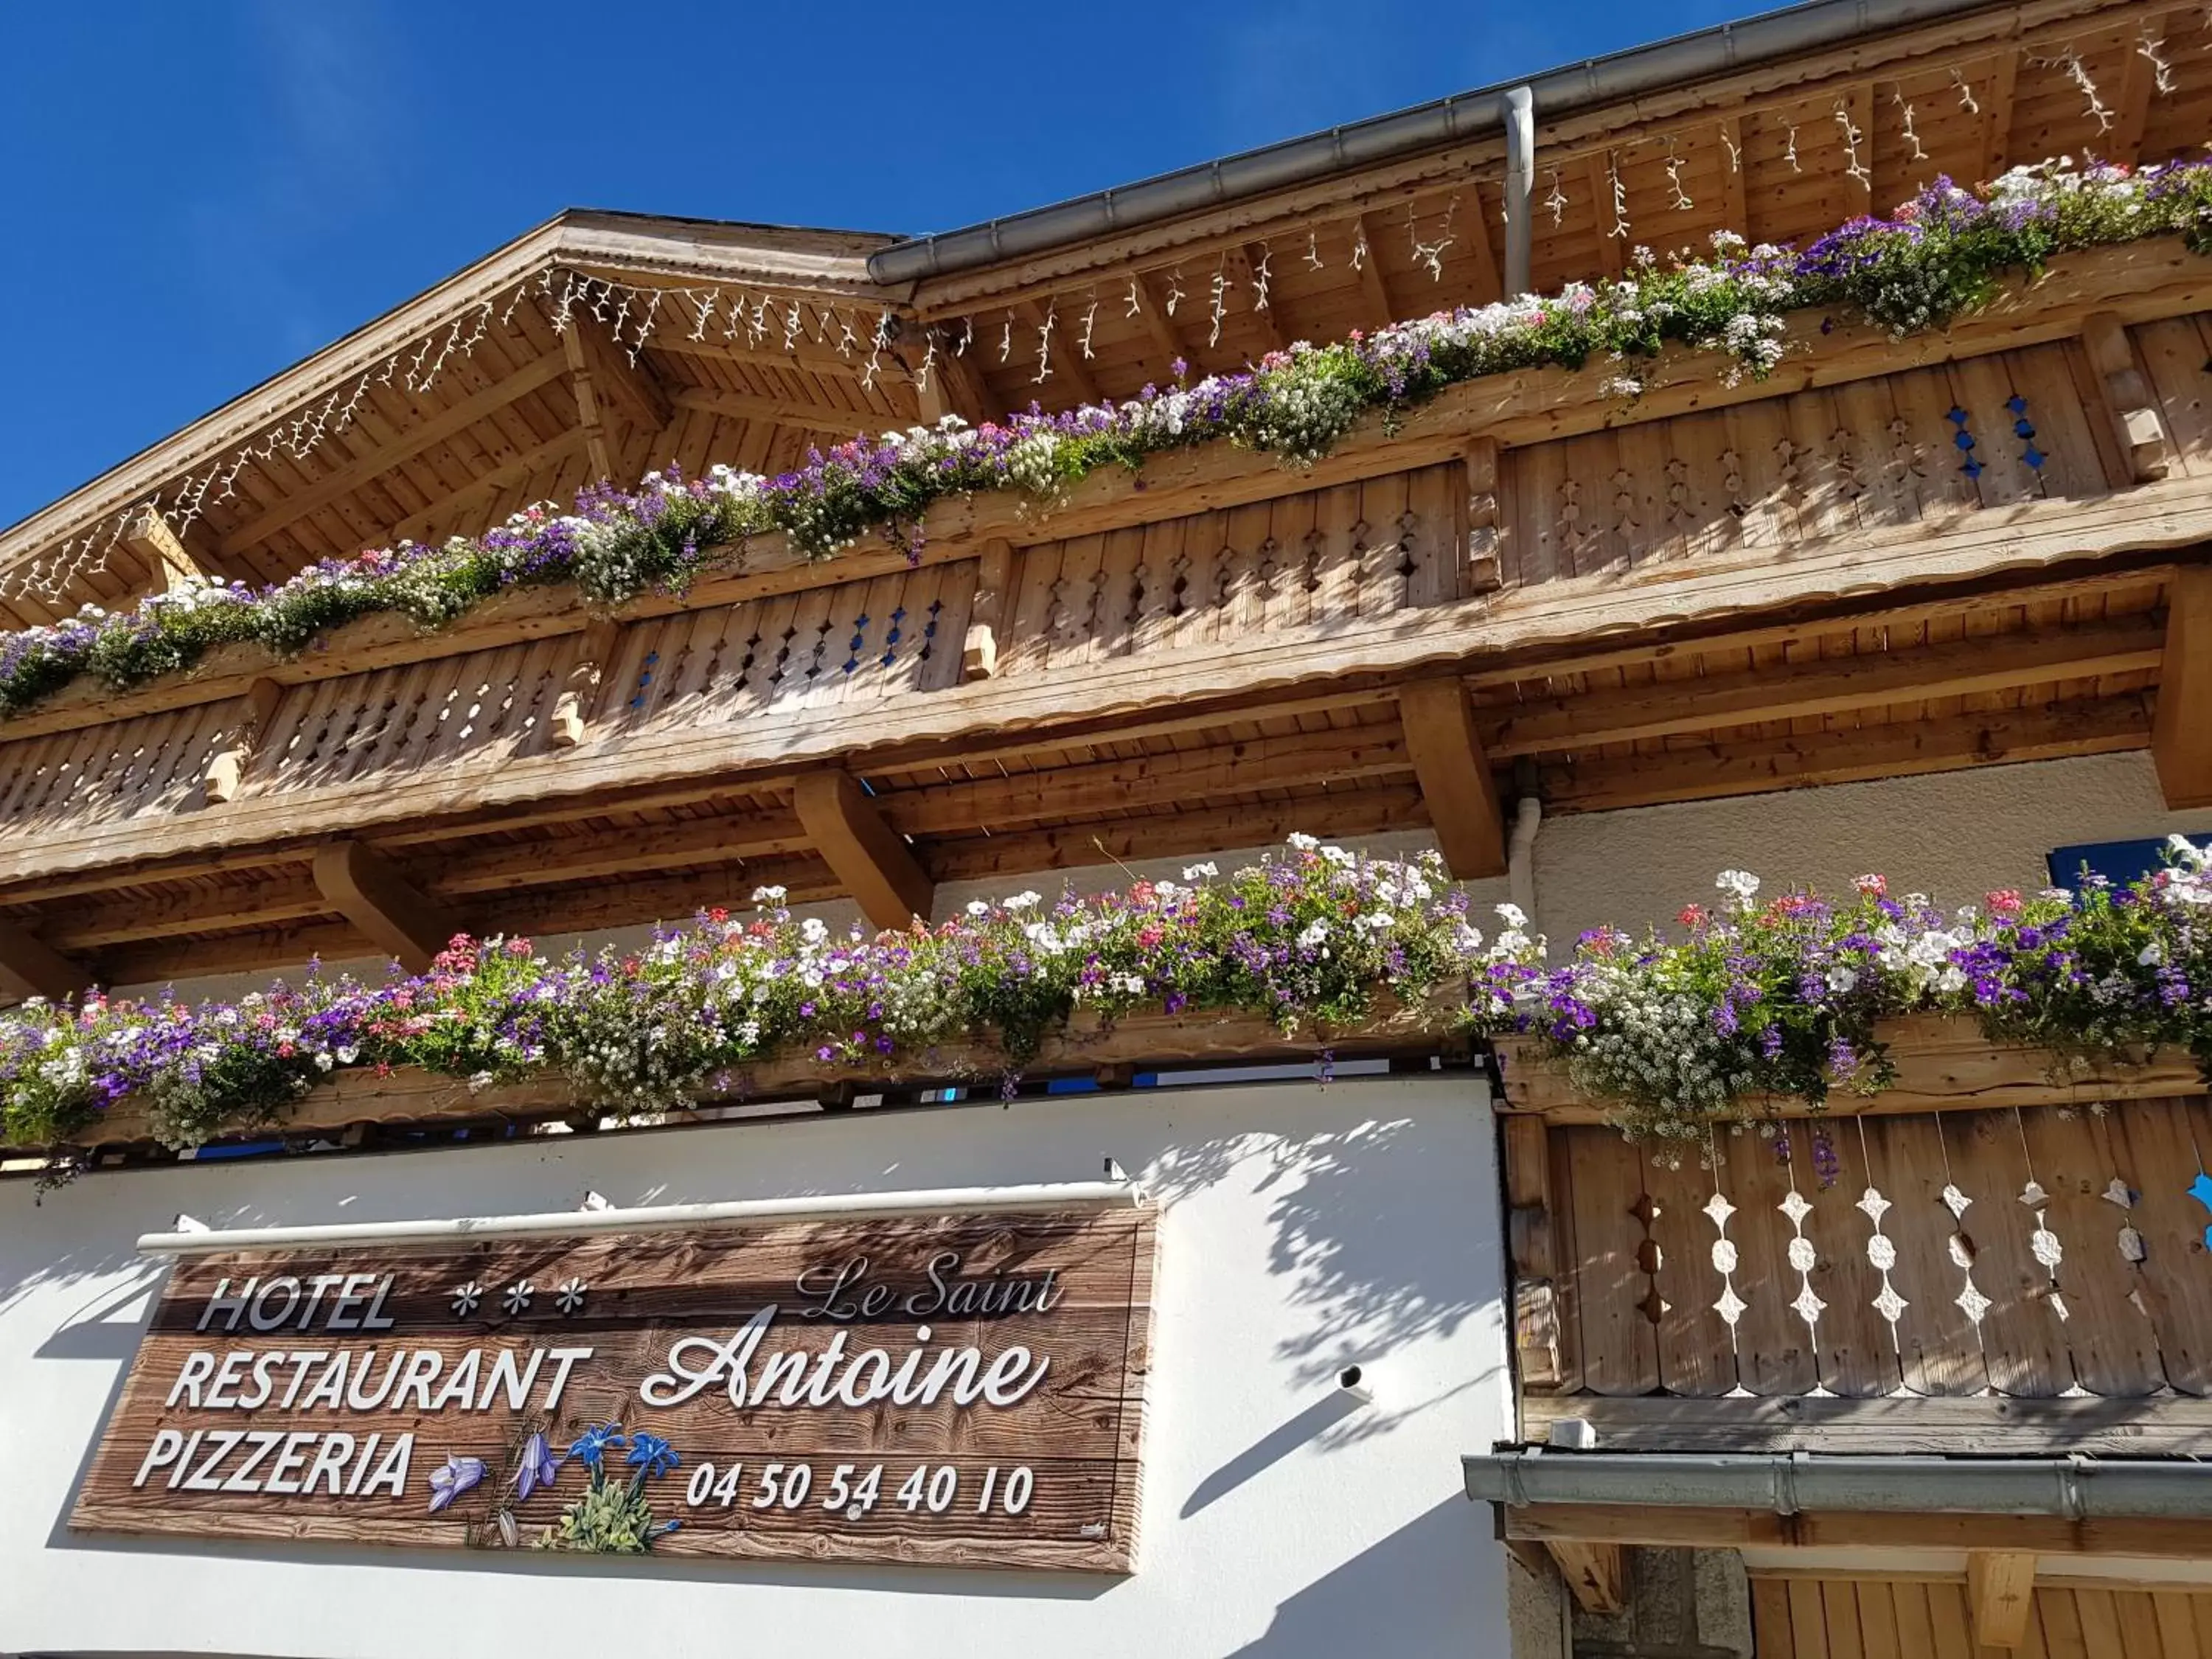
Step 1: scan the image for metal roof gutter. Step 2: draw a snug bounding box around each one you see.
[1464,1449,2212,1520]
[868,0,1993,286]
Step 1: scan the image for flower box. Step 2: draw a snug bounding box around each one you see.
[55,989,1464,1154]
[1491,1012,2207,1123]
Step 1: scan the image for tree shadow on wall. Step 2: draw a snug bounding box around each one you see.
[1145,1088,1503,1450]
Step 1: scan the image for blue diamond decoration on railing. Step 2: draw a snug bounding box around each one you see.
[2023,446,2045,470]
[2006,393,2028,415]
[2189,1171,2212,1250]
[1947,406,1969,425]
[1954,431,1976,451]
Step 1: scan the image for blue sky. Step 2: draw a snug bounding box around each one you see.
[1,0,1747,529]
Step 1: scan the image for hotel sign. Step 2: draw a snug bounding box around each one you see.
[73,1204,1155,1573]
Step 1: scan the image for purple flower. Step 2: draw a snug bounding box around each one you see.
[515,1431,558,1501]
[428,1455,486,1513]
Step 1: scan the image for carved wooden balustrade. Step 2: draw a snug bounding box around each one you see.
[1495,1019,2212,1457]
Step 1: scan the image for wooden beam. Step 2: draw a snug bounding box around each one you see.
[1134,271,1192,372]
[1546,1541,1627,1616]
[122,507,212,592]
[559,325,615,481]
[1462,437,1503,594]
[1503,1116,1563,1391]
[565,310,672,437]
[1349,212,1397,327]
[961,539,1012,681]
[428,811,810,896]
[312,840,461,973]
[2154,566,2212,807]
[1585,158,1625,279]
[1979,48,2020,184]
[2110,13,2166,167]
[1720,115,1750,239]
[1228,246,1287,354]
[1489,619,2167,758]
[914,332,992,427]
[792,770,933,930]
[0,917,91,1003]
[1967,1551,2037,1649]
[1397,677,1506,878]
[202,677,282,804]
[669,387,868,438]
[1016,302,1099,405]
[2080,311,2172,483]
[220,350,570,554]
[389,429,585,545]
[549,620,623,748]
[1546,695,2149,815]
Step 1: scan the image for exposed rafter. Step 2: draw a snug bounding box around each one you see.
[0,917,92,1004]
[219,351,571,554]
[312,841,462,973]
[793,770,933,930]
[1398,676,1506,879]
[122,507,214,592]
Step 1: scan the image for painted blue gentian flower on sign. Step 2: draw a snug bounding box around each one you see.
[625,1432,679,1481]
[515,1432,559,1502]
[567,1422,626,1472]
[428,1455,487,1513]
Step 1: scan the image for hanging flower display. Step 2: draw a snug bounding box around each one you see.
[7,834,2212,1158]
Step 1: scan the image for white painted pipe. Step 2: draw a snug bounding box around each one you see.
[1503,86,1536,299]
[1506,793,1543,935]
[137,1179,1146,1256]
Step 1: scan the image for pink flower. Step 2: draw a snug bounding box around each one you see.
[1986,889,2023,916]
[1853,874,1888,897]
[1677,905,1708,928]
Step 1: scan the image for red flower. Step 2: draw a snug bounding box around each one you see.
[1130,880,1156,905]
[1853,874,1888,898]
[707,907,729,925]
[1678,904,1709,928]
[1138,925,1165,949]
[1986,888,2024,916]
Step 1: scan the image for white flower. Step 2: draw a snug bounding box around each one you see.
[1495,902,1528,929]
[965,900,992,917]
[801,917,830,945]
[1004,891,1041,912]
[1287,832,1320,851]
[1297,919,1330,948]
[751,884,787,904]
[1182,863,1219,881]
[1716,869,1761,908]
[1319,845,1356,869]
[2140,941,2166,967]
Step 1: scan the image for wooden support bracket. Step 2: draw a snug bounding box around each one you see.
[793,770,934,930]
[962,538,1013,682]
[312,841,461,973]
[1463,437,1504,594]
[122,507,212,593]
[1967,1551,2037,1649]
[915,334,992,427]
[2081,311,2172,483]
[550,620,624,748]
[202,677,282,805]
[2154,566,2212,808]
[0,917,93,1004]
[1397,676,1507,879]
[1546,1540,1627,1615]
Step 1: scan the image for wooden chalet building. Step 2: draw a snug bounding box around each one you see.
[7,0,2212,1655]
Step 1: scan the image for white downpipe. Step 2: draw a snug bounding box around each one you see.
[139,1178,1146,1256]
[1506,794,1543,936]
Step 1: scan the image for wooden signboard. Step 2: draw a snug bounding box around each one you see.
[72,1204,1155,1573]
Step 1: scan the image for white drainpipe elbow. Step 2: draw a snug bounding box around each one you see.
[1506,795,1543,933]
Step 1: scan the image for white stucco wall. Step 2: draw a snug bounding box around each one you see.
[0,1074,1506,1659]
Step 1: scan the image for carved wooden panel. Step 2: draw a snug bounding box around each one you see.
[602,560,973,737]
[992,463,1466,675]
[74,1204,1155,1573]
[1537,1097,2212,1402]
[1503,340,2114,585]
[0,694,238,838]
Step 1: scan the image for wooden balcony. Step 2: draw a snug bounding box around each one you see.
[1,244,2210,989]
